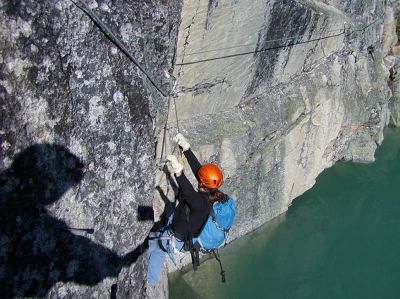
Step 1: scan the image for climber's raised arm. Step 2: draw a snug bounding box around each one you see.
[173,133,201,179]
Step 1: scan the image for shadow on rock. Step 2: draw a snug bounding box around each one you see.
[0,144,146,298]
[137,185,176,233]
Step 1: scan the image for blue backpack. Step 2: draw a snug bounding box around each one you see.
[188,197,236,283]
[193,197,236,251]
[192,198,236,252]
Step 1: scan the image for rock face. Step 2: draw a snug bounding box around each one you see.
[154,0,400,276]
[1,0,399,298]
[386,1,400,126]
[0,1,180,298]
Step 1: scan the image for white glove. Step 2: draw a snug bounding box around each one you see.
[166,155,183,174]
[173,133,190,151]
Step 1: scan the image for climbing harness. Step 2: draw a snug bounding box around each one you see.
[148,196,235,283]
[148,227,185,267]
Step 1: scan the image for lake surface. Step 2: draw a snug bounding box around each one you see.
[169,128,400,299]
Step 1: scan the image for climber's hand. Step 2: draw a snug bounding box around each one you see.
[166,155,183,175]
[173,133,190,151]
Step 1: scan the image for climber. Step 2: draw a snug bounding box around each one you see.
[147,133,236,286]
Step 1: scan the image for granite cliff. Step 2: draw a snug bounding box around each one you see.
[1,1,180,298]
[1,0,399,298]
[155,0,400,288]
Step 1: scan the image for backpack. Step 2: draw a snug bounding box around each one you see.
[193,197,236,251]
[187,197,236,283]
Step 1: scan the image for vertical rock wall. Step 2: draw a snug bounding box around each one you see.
[155,0,398,276]
[386,1,400,125]
[0,1,181,298]
[1,0,399,297]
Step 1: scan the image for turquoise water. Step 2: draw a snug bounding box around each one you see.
[169,128,400,299]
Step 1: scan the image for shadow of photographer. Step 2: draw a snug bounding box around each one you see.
[0,144,146,298]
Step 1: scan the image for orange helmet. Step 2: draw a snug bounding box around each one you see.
[198,163,223,189]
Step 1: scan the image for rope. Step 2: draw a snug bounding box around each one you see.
[158,76,181,168]
[71,0,385,169]
[71,0,180,169]
[159,95,172,165]
[176,29,346,66]
[212,249,226,283]
[176,12,387,66]
[173,96,181,133]
[71,0,169,97]
[178,27,344,58]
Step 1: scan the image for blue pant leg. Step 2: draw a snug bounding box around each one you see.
[147,232,167,286]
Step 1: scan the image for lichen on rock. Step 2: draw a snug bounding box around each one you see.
[1,0,181,298]
[1,0,399,298]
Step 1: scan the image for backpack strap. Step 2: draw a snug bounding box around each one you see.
[182,202,201,271]
[210,209,230,233]
[209,208,230,247]
[182,199,229,271]
[188,241,200,270]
